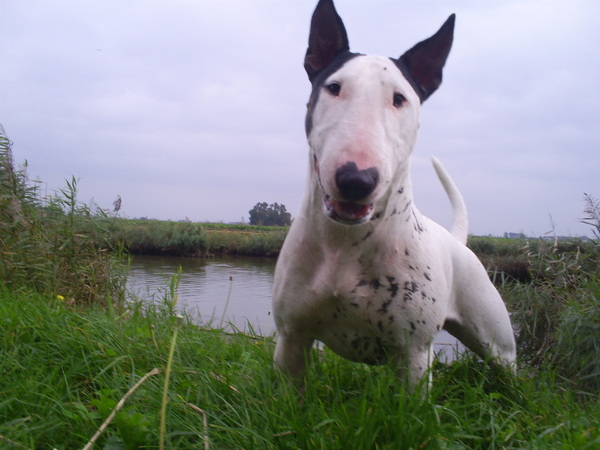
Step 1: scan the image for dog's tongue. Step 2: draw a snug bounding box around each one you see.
[337,201,370,220]
[324,195,373,223]
[331,199,372,221]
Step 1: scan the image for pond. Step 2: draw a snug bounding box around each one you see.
[127,255,463,360]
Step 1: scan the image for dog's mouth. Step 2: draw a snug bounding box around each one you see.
[324,194,374,225]
[314,156,375,225]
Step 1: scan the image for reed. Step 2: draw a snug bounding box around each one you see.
[501,230,600,391]
[0,127,127,308]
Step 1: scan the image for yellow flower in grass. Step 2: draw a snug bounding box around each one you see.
[56,295,65,302]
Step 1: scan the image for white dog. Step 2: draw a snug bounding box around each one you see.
[273,0,516,387]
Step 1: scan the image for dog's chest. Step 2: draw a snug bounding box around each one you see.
[308,252,444,365]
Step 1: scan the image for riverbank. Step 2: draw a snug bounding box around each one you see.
[110,219,287,258]
[1,288,598,448]
[110,218,598,282]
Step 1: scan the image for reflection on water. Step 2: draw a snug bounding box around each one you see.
[127,255,463,359]
[127,255,276,334]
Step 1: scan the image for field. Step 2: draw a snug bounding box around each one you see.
[1,134,599,447]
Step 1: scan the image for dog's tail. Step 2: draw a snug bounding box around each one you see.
[431,157,468,245]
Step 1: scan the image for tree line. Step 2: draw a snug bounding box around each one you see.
[248,202,291,226]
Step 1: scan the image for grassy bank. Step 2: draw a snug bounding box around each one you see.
[468,235,598,283]
[109,219,287,258]
[1,288,599,448]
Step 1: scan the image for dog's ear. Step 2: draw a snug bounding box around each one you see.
[304,0,350,82]
[398,14,455,102]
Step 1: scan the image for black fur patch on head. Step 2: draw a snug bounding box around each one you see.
[305,52,361,136]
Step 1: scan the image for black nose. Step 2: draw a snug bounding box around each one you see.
[335,162,379,202]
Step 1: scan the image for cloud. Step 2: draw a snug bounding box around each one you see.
[1,0,598,237]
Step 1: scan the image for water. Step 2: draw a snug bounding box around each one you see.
[127,255,276,334]
[127,255,462,359]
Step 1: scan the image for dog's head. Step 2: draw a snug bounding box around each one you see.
[304,0,455,225]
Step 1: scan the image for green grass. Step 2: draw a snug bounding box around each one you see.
[1,288,598,449]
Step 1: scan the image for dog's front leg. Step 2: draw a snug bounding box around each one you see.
[394,345,434,392]
[273,332,314,383]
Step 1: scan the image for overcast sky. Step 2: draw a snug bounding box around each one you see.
[2,0,598,237]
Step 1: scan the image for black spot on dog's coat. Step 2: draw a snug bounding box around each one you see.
[403,281,419,301]
[378,298,393,314]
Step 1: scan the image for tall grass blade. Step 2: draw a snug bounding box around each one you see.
[159,315,184,449]
[219,275,234,329]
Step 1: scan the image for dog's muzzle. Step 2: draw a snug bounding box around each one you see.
[318,160,379,225]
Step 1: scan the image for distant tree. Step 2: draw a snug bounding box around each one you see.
[248,202,292,226]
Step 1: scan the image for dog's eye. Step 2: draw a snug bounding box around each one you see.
[393,93,406,108]
[326,82,341,96]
